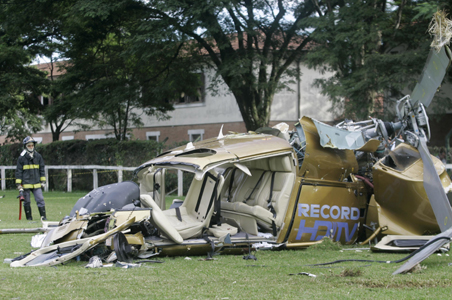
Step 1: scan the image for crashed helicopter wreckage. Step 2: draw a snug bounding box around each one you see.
[9,13,452,272]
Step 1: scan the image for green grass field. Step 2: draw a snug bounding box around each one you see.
[1,189,451,299]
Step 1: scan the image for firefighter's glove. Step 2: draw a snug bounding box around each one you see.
[41,182,46,189]
[17,185,24,192]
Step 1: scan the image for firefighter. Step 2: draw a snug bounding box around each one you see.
[15,136,47,220]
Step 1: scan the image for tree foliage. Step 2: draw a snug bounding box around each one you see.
[1,0,195,141]
[305,0,452,120]
[57,0,192,140]
[0,18,48,142]
[140,0,319,130]
[2,0,451,140]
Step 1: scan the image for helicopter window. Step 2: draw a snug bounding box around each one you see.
[175,149,217,158]
[291,123,306,167]
[382,146,421,171]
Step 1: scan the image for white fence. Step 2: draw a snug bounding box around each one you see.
[1,165,135,192]
[1,164,451,195]
[1,165,185,196]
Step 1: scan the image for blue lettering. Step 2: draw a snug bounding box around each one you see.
[336,222,358,242]
[296,220,358,242]
[295,220,317,240]
[298,204,309,217]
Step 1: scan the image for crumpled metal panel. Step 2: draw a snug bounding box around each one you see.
[393,226,452,275]
[312,119,380,152]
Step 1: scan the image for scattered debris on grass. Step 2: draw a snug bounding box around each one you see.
[85,256,103,268]
[289,272,317,278]
[115,261,141,268]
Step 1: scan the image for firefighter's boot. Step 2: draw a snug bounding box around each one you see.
[38,206,47,221]
[24,204,32,220]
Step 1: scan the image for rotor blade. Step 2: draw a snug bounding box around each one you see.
[410,46,451,108]
[418,136,452,232]
[393,226,452,275]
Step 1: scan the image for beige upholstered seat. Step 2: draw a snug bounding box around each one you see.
[221,155,295,235]
[221,169,271,210]
[255,171,295,231]
[220,168,247,203]
[163,172,225,239]
[140,194,183,244]
[139,168,166,210]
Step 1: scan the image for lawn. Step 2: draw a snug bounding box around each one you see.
[0,189,451,299]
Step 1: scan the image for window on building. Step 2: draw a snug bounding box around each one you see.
[170,73,205,105]
[85,134,108,141]
[146,131,160,142]
[188,129,204,142]
[85,134,130,141]
[40,96,52,106]
[62,136,74,141]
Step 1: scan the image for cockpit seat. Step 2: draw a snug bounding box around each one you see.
[221,155,295,235]
[162,172,225,240]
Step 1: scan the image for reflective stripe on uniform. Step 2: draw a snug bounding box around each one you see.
[16,179,22,184]
[23,164,40,170]
[40,177,46,181]
[23,183,42,189]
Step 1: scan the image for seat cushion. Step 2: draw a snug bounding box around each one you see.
[140,195,183,244]
[163,207,206,239]
[223,202,273,224]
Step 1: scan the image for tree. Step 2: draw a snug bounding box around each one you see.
[38,60,92,142]
[6,0,445,137]
[57,0,194,140]
[139,0,320,131]
[1,0,186,141]
[0,0,87,142]
[0,29,48,142]
[305,0,452,120]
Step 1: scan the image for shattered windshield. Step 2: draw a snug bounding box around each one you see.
[290,123,306,166]
[382,146,421,171]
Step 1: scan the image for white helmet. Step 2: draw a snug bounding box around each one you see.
[23,136,37,154]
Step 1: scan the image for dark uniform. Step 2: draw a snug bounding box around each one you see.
[15,137,47,220]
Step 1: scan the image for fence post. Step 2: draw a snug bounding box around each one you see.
[178,170,183,197]
[44,167,49,192]
[118,168,123,183]
[67,169,72,192]
[1,167,5,191]
[93,169,98,189]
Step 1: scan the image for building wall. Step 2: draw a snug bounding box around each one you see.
[0,62,335,145]
[2,59,451,148]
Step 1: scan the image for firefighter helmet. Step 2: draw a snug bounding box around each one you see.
[23,136,37,153]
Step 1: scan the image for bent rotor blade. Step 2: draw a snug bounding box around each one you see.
[394,138,452,275]
[418,136,452,232]
[410,46,451,108]
[393,226,452,275]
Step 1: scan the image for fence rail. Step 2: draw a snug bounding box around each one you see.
[1,164,451,195]
[1,165,135,192]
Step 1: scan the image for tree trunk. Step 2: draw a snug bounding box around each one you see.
[52,131,60,142]
[232,89,272,131]
[50,123,61,142]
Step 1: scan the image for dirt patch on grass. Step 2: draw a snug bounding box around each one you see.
[340,268,362,277]
[307,237,342,251]
[350,278,452,288]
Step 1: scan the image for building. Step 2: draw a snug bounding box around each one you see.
[2,60,450,148]
[1,61,335,145]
